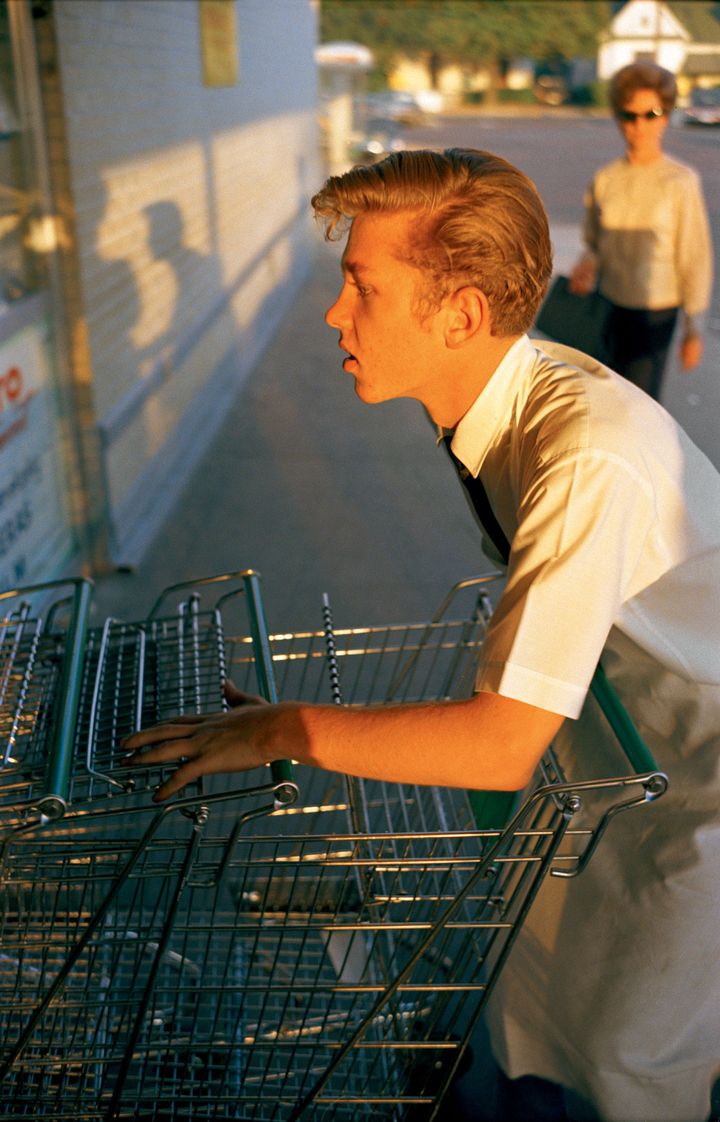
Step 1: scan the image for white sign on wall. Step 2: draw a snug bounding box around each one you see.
[0,319,77,589]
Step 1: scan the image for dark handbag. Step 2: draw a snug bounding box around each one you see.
[534,275,612,363]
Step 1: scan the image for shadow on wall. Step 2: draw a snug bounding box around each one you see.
[86,144,318,568]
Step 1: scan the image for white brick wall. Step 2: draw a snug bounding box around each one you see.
[49,0,321,561]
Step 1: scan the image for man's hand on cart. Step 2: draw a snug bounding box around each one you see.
[121,679,305,802]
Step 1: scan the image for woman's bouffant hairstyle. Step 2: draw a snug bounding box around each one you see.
[609,61,677,116]
[311,148,553,337]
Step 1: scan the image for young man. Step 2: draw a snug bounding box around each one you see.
[125,149,720,1122]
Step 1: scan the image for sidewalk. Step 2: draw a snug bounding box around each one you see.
[93,225,720,631]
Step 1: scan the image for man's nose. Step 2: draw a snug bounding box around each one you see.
[325,290,346,329]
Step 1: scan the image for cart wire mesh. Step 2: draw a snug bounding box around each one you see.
[0,572,668,1121]
[0,572,297,830]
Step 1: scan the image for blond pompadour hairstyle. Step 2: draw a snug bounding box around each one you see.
[311,148,553,337]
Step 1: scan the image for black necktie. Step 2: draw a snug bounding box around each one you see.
[442,436,510,564]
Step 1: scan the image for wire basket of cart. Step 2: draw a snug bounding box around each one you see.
[0,574,667,1120]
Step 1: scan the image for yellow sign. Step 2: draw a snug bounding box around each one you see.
[199,0,239,87]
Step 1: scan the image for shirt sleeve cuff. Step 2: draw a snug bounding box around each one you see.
[475,659,589,720]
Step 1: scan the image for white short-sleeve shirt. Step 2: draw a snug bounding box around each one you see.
[449,335,720,718]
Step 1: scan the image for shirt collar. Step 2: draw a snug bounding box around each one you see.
[447,335,535,475]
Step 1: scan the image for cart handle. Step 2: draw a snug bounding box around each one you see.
[241,570,297,807]
[0,577,94,820]
[146,567,264,618]
[589,661,659,774]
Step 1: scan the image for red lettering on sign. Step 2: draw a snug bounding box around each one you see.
[0,367,24,411]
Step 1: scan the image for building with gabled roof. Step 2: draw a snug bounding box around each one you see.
[599,0,720,92]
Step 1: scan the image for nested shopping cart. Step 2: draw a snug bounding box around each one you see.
[0,571,297,830]
[0,571,667,1121]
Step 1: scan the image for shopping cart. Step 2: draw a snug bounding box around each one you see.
[0,571,297,830]
[0,572,668,1121]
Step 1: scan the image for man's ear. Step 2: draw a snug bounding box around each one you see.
[443,286,491,349]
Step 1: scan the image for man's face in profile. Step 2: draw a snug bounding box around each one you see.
[325,211,447,409]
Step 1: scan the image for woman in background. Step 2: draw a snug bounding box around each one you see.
[570,61,712,401]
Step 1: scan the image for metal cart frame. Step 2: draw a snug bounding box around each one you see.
[0,572,667,1120]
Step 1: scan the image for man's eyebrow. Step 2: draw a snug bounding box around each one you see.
[341,258,372,279]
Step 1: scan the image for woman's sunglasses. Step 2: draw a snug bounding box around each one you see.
[616,106,666,122]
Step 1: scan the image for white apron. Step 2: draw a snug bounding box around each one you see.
[486,629,720,1122]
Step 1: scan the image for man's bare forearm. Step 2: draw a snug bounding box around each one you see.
[298,693,561,789]
[124,691,564,801]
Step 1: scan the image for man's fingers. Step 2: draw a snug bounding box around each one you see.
[122,724,193,752]
[152,761,202,802]
[118,703,275,802]
[122,714,224,752]
[123,736,198,767]
[224,679,267,708]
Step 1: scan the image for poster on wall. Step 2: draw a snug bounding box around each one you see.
[0,318,77,590]
[199,0,239,87]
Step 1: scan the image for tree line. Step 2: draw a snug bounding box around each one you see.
[320,0,613,90]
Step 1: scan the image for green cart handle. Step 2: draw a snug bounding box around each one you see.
[0,577,93,820]
[588,661,658,774]
[240,570,297,806]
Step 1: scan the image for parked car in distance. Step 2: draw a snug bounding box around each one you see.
[683,86,720,126]
[350,117,405,164]
[413,89,444,114]
[362,90,426,126]
[533,74,568,106]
